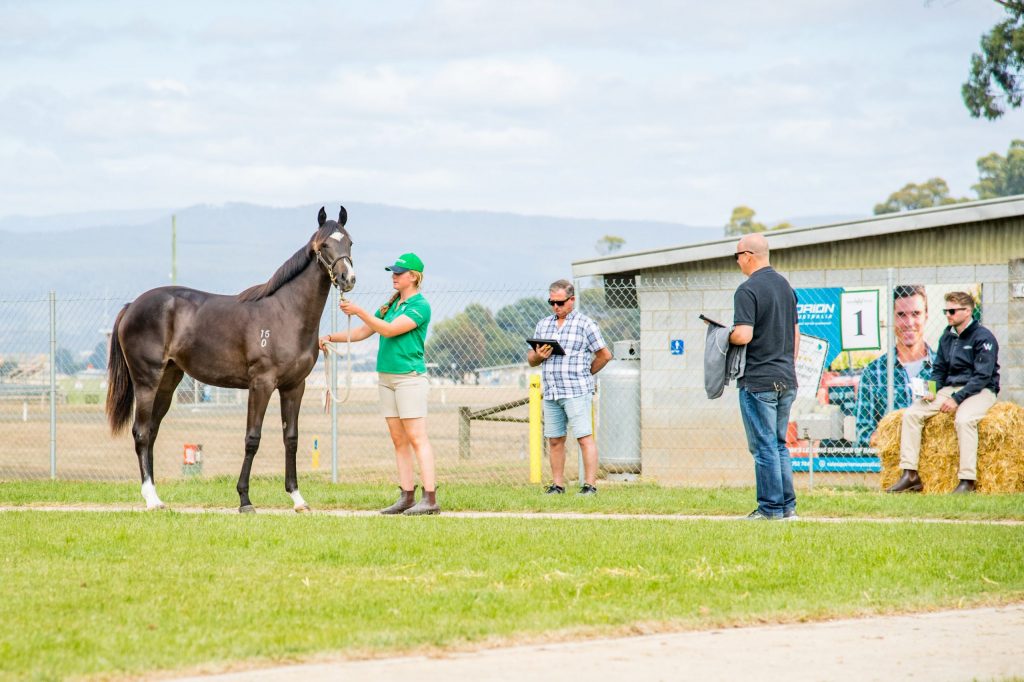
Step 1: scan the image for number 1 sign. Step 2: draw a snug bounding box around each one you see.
[839,289,881,351]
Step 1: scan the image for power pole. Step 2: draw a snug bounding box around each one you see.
[171,214,177,284]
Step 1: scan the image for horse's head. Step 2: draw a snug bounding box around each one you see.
[313,205,356,293]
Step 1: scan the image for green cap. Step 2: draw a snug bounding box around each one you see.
[385,252,424,273]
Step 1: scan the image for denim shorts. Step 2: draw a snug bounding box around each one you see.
[543,394,593,439]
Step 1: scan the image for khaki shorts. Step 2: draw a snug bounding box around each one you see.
[378,372,429,419]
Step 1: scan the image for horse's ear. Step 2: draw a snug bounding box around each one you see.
[338,205,348,226]
[317,206,327,226]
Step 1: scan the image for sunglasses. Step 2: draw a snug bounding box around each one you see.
[548,297,573,307]
[942,307,968,315]
[733,250,753,261]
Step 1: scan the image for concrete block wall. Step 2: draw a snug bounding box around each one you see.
[635,262,1021,483]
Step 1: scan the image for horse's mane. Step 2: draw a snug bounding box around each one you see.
[236,223,336,302]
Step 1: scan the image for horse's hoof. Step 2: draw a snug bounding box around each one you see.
[239,505,256,514]
[146,503,166,511]
[294,504,311,514]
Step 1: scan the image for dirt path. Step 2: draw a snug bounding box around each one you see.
[2,504,1023,525]
[166,604,1024,682]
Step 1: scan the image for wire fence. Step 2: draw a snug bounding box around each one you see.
[0,277,983,488]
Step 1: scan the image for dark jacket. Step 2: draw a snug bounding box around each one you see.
[932,320,1000,404]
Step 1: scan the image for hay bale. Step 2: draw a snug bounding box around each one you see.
[876,401,1024,494]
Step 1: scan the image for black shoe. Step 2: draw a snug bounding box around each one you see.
[579,483,598,495]
[783,509,799,521]
[951,479,976,494]
[544,484,565,495]
[886,469,923,494]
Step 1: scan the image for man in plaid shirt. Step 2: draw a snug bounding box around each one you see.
[528,279,612,495]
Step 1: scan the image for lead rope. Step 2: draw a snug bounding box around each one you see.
[322,301,354,412]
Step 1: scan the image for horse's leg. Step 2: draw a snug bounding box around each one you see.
[131,382,164,510]
[237,381,274,513]
[147,365,184,480]
[132,366,185,509]
[279,382,310,512]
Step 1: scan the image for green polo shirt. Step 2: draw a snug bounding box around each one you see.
[375,293,431,374]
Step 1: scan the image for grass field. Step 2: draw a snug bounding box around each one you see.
[1,480,1024,680]
[2,476,1024,520]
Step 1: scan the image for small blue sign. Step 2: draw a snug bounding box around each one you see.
[670,339,684,355]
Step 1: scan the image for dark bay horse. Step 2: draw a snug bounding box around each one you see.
[106,206,355,512]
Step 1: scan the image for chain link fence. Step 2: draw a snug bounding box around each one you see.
[0,277,982,488]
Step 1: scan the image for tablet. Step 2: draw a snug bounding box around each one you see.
[698,313,726,328]
[526,338,566,355]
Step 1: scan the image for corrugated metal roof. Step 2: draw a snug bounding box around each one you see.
[571,195,1024,277]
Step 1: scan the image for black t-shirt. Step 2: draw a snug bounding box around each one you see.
[733,266,797,392]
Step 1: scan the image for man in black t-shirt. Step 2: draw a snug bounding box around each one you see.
[729,233,800,520]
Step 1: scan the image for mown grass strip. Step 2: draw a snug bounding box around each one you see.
[0,510,1022,680]
[1,477,1023,520]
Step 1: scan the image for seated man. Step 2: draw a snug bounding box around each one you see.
[854,285,936,450]
[888,291,1000,494]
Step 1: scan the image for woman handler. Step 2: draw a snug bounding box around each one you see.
[319,252,438,515]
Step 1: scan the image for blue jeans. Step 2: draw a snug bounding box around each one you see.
[738,387,797,518]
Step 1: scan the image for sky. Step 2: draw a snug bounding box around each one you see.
[1,1,1021,228]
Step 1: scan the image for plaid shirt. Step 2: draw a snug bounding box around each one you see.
[853,345,936,447]
[534,310,607,400]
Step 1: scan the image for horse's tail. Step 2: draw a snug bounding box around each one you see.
[106,305,134,435]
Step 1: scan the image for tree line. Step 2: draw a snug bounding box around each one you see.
[727,138,1024,234]
[425,288,638,381]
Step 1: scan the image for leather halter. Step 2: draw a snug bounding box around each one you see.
[315,249,352,290]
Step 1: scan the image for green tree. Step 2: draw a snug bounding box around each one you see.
[86,341,107,370]
[425,314,485,382]
[465,303,522,367]
[873,178,968,215]
[425,303,527,380]
[55,347,83,375]
[0,359,18,379]
[495,297,549,340]
[973,139,1024,198]
[578,286,640,346]
[962,2,1024,120]
[724,206,792,236]
[595,235,626,255]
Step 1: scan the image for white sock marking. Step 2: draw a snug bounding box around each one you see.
[290,490,308,508]
[141,480,164,509]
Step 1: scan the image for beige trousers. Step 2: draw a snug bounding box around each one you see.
[899,386,997,481]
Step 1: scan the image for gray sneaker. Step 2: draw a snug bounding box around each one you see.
[745,509,774,520]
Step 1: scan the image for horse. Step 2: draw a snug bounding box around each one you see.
[106,206,355,513]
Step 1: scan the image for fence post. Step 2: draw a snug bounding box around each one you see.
[331,287,339,484]
[529,374,542,483]
[886,268,895,413]
[458,406,471,460]
[49,290,57,480]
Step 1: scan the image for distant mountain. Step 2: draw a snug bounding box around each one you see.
[0,201,721,355]
[0,201,722,297]
[0,208,174,233]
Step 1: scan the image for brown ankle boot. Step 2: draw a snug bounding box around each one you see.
[380,486,417,514]
[886,469,923,493]
[403,488,440,516]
